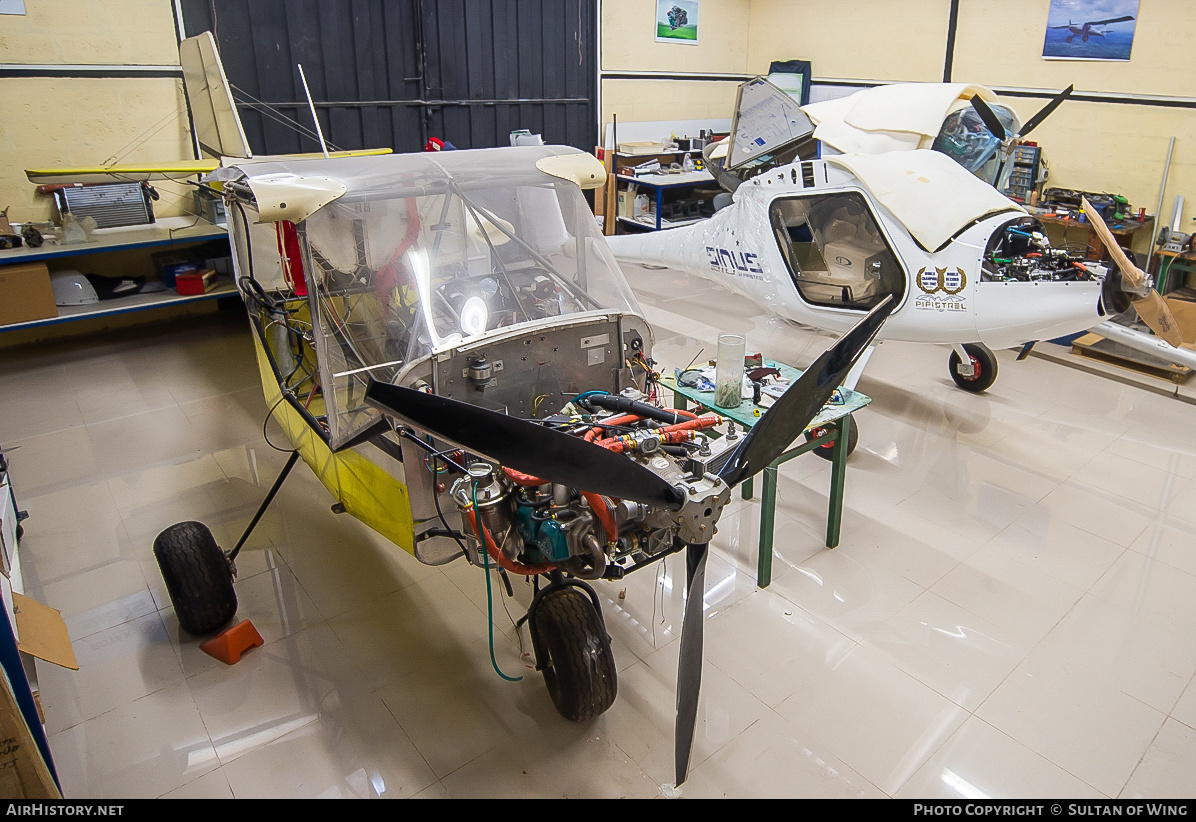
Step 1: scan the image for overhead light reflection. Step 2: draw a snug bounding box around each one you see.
[460,295,488,336]
[941,767,989,799]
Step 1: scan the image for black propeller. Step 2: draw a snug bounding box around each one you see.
[1018,84,1073,138]
[969,95,1008,142]
[672,294,893,786]
[364,295,895,789]
[970,85,1073,185]
[362,383,686,511]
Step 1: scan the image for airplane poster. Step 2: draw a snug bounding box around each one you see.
[655,0,699,44]
[1042,0,1139,60]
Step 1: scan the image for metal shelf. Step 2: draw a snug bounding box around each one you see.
[0,216,235,334]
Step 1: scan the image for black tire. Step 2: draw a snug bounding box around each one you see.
[533,587,617,722]
[949,343,998,393]
[153,521,237,635]
[805,415,858,461]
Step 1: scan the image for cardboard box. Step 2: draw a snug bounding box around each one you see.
[1165,296,1196,345]
[0,262,57,326]
[0,592,74,799]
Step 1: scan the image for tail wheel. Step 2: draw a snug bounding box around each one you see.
[949,343,998,393]
[533,587,617,722]
[153,521,237,635]
[804,415,859,461]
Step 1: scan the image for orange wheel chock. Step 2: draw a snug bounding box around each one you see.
[199,619,264,665]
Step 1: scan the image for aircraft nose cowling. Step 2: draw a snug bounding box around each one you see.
[1100,265,1134,316]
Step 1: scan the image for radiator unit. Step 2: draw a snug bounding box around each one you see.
[53,182,155,229]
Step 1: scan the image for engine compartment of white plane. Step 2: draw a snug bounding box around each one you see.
[981,215,1103,284]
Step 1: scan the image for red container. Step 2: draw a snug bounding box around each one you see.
[175,268,216,295]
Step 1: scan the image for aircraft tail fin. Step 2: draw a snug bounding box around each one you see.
[179,31,253,160]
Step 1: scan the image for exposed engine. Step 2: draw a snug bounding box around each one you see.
[444,391,730,581]
[982,216,1099,283]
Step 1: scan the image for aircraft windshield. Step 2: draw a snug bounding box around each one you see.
[931,104,1017,187]
[232,147,641,447]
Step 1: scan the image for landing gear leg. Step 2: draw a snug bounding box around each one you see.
[949,343,998,392]
[153,449,301,635]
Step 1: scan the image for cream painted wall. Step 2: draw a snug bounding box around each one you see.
[0,0,179,65]
[746,0,951,81]
[599,0,752,140]
[601,0,752,74]
[601,78,741,135]
[0,1,192,223]
[952,0,1192,96]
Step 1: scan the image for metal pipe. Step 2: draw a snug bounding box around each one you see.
[1148,136,1176,274]
[297,64,330,159]
[1092,319,1196,370]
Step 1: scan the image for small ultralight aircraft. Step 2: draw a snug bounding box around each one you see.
[153,144,891,787]
[608,78,1180,449]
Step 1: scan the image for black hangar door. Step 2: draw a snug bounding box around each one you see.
[180,0,598,155]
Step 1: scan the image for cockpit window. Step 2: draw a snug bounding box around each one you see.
[931,103,1017,188]
[769,192,906,311]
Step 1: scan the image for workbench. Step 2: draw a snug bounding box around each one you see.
[663,360,871,587]
[1033,211,1153,261]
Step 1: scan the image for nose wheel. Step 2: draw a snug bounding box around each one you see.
[525,580,618,722]
[949,343,998,392]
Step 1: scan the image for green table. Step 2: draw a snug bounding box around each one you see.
[662,360,871,588]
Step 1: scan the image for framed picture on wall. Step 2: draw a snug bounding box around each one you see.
[655,0,699,45]
[1042,0,1139,61]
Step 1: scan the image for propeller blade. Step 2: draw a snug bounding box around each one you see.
[1081,197,1142,287]
[674,541,708,786]
[969,95,1007,142]
[1081,197,1183,347]
[1131,292,1184,348]
[1018,84,1073,138]
[715,295,894,488]
[363,382,685,510]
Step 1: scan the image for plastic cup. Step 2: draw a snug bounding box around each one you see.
[714,333,746,409]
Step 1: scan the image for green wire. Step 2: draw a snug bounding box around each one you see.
[473,481,523,683]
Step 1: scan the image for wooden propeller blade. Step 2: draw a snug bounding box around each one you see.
[1081,198,1143,287]
[1081,198,1183,347]
[1132,292,1183,348]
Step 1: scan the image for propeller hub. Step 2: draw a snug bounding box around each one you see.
[670,473,731,545]
[1100,266,1135,315]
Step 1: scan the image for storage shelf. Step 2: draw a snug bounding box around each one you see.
[616,171,714,188]
[0,216,227,264]
[0,216,235,334]
[0,281,241,332]
[617,215,705,230]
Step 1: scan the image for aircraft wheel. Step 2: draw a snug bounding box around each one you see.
[154,521,237,635]
[949,343,998,393]
[533,587,617,722]
[805,415,858,461]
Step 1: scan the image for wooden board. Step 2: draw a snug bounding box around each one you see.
[1070,333,1192,384]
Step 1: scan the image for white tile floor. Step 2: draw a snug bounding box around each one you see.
[3,264,1196,799]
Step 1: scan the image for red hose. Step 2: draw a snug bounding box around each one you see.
[584,413,643,442]
[465,507,554,576]
[503,467,547,486]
